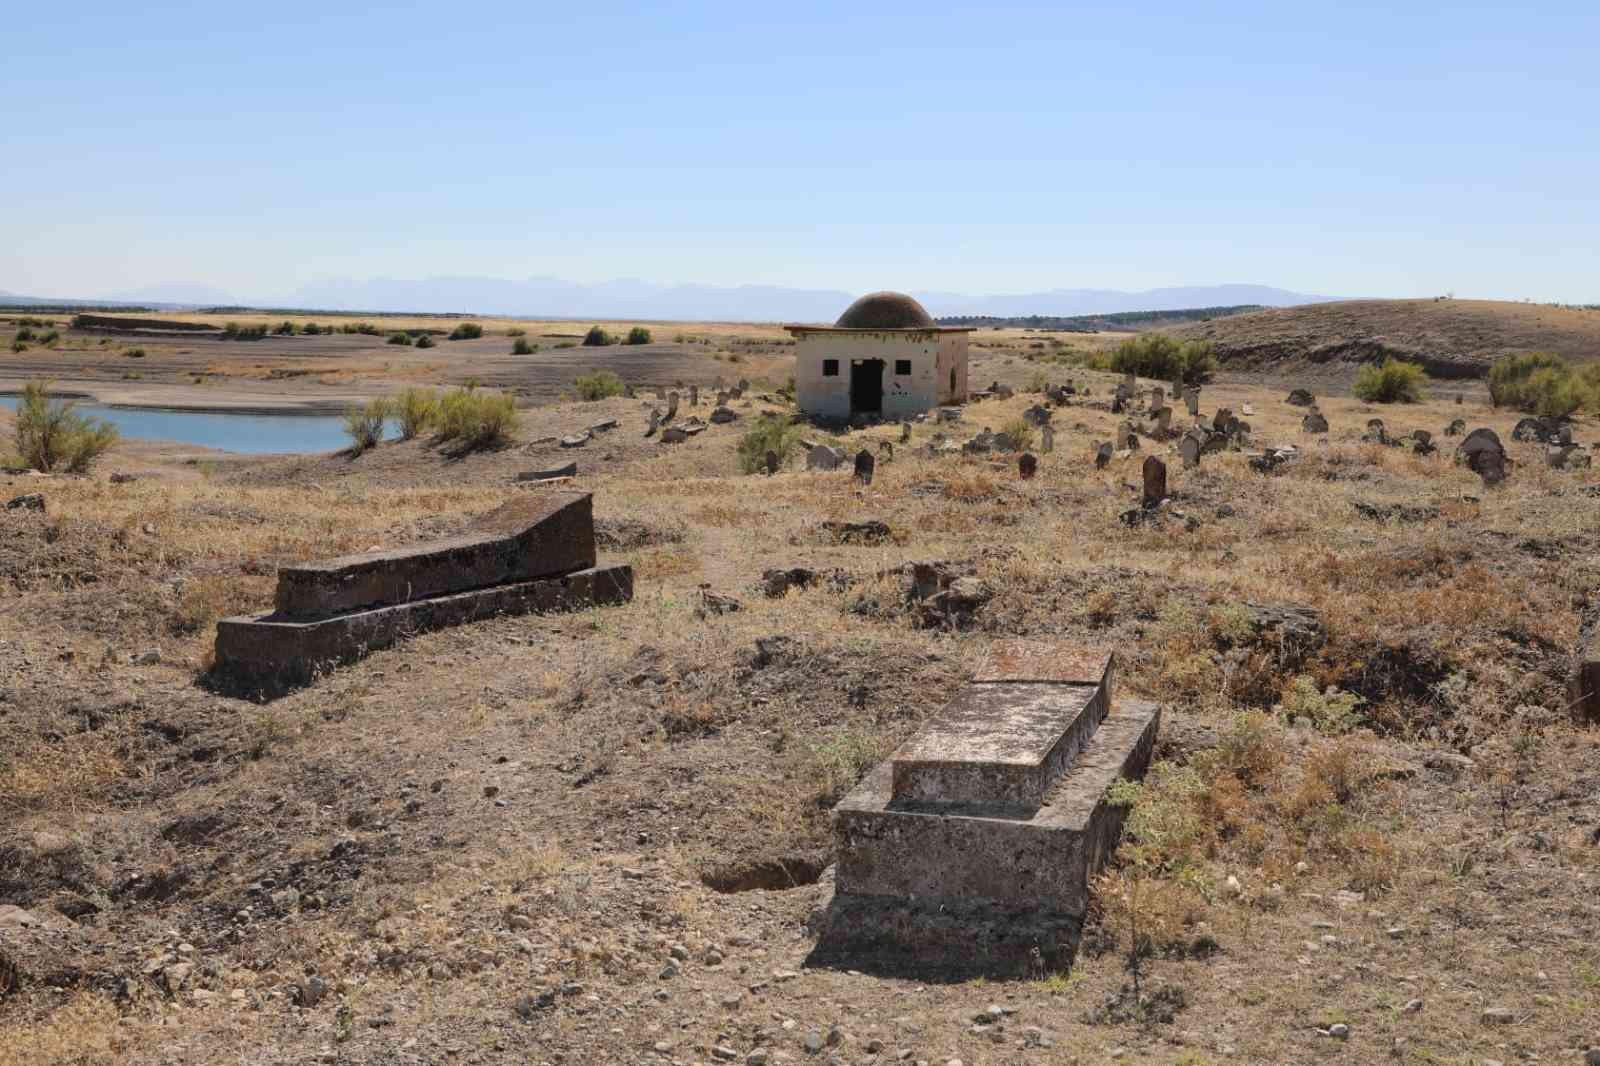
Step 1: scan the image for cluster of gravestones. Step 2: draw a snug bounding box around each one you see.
[1360,418,1437,455]
[639,384,746,444]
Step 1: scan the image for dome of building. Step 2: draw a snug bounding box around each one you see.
[834,291,935,330]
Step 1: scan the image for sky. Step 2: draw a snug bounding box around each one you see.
[4,1,1598,304]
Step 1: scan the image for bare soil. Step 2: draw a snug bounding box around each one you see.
[1,324,1598,1066]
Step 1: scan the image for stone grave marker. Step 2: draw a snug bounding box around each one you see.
[1184,387,1200,416]
[900,421,913,443]
[1142,455,1167,507]
[765,450,779,475]
[808,444,842,471]
[660,426,688,444]
[645,410,661,437]
[689,384,699,406]
[854,449,875,484]
[665,391,679,421]
[710,406,738,424]
[1093,441,1112,469]
[1286,388,1315,406]
[1018,452,1038,479]
[1302,411,1329,434]
[1458,428,1507,485]
[1040,423,1055,453]
[1150,386,1165,412]
[1178,432,1201,469]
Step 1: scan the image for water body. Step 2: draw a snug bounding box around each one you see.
[0,396,370,455]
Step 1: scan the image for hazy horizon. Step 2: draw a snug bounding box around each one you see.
[5,2,1597,304]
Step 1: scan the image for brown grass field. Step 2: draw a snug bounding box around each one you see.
[1,314,1598,1065]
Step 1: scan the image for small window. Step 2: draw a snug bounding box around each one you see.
[894,359,912,376]
[822,358,839,377]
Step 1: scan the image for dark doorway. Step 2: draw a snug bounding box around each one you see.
[850,359,884,415]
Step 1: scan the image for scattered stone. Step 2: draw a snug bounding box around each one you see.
[1445,417,1466,436]
[1018,452,1038,479]
[1480,1007,1515,1025]
[807,444,842,471]
[659,426,688,444]
[1093,441,1112,469]
[109,472,139,484]
[1458,428,1508,485]
[1040,423,1054,453]
[516,462,578,482]
[822,519,892,544]
[5,493,45,512]
[1250,445,1298,473]
[559,432,591,449]
[710,405,738,424]
[131,648,162,666]
[1023,403,1052,426]
[1301,411,1328,434]
[587,417,618,434]
[936,406,961,423]
[1117,421,1139,451]
[1328,1023,1350,1040]
[1548,444,1592,469]
[1286,388,1315,406]
[699,589,742,616]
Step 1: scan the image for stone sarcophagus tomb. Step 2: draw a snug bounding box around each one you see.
[214,491,631,692]
[812,642,1160,977]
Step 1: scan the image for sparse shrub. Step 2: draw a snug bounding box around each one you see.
[301,322,324,335]
[1352,358,1427,403]
[1485,351,1595,416]
[15,326,36,342]
[573,370,625,401]
[1001,416,1036,452]
[415,334,436,349]
[736,413,806,473]
[13,380,119,473]
[435,386,518,447]
[342,397,391,454]
[1110,334,1215,386]
[555,341,577,349]
[393,387,438,439]
[1277,675,1365,734]
[273,320,296,335]
[387,331,413,346]
[123,347,146,358]
[506,327,526,337]
[39,329,59,346]
[1028,370,1049,392]
[221,322,267,340]
[511,337,535,355]
[626,326,652,345]
[10,340,25,352]
[801,729,887,805]
[448,322,484,340]
[583,325,615,347]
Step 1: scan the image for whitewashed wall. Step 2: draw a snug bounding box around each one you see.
[793,330,967,419]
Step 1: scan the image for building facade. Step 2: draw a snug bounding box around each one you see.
[787,292,971,420]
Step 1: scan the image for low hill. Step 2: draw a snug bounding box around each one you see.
[1172,298,1600,379]
[938,304,1265,332]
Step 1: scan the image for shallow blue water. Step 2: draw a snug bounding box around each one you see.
[0,396,374,455]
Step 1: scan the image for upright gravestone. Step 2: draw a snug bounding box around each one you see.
[1094,441,1112,469]
[765,450,779,475]
[1118,421,1140,451]
[739,378,750,392]
[1459,428,1507,486]
[1040,423,1055,454]
[1111,393,1125,415]
[646,409,661,437]
[1445,418,1466,437]
[1212,408,1234,435]
[1142,456,1167,508]
[665,391,680,422]
[717,390,730,406]
[1184,387,1200,416]
[1178,432,1202,469]
[1150,386,1165,412]
[1153,406,1172,436]
[854,449,875,485]
[807,444,842,471]
[1018,452,1038,479]
[689,384,699,407]
[900,421,913,444]
[1302,411,1329,434]
[879,440,894,462]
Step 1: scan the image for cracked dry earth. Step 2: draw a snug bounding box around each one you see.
[2,365,1599,1066]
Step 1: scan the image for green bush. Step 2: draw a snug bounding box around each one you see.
[10,340,27,353]
[123,347,146,358]
[511,337,535,355]
[345,321,382,336]
[626,326,652,345]
[448,322,484,341]
[1485,351,1598,416]
[1001,417,1036,452]
[301,322,324,335]
[1352,358,1428,403]
[573,370,625,401]
[342,396,392,454]
[582,326,614,347]
[387,331,413,346]
[15,326,35,342]
[506,327,526,337]
[221,322,267,340]
[273,320,296,335]
[39,330,60,346]
[435,387,518,447]
[736,414,807,473]
[393,387,438,440]
[13,380,119,472]
[415,334,436,349]
[1109,334,1215,386]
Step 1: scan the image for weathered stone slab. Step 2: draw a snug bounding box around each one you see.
[217,564,632,692]
[1576,629,1600,724]
[890,682,1108,814]
[972,642,1112,687]
[831,698,1160,923]
[273,493,595,620]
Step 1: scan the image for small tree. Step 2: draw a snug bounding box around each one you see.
[512,337,535,355]
[448,322,484,340]
[13,381,119,473]
[415,334,436,349]
[393,387,438,440]
[387,331,413,346]
[582,326,614,347]
[626,326,652,345]
[1352,358,1427,403]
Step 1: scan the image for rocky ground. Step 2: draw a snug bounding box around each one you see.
[1,344,1598,1065]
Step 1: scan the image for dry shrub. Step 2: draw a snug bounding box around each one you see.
[936,470,999,502]
[0,994,125,1066]
[0,731,125,813]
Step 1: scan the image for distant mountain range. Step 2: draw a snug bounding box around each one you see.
[2,279,1337,321]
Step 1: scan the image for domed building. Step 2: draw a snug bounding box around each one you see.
[786,292,971,420]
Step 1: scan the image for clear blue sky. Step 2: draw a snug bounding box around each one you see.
[6,1,1597,302]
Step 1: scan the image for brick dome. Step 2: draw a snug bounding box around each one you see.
[834,291,935,330]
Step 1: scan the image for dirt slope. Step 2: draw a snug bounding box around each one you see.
[1172,298,1600,379]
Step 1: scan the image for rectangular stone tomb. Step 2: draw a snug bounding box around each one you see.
[214,490,630,692]
[1577,629,1600,724]
[273,492,595,619]
[814,644,1159,977]
[216,565,632,689]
